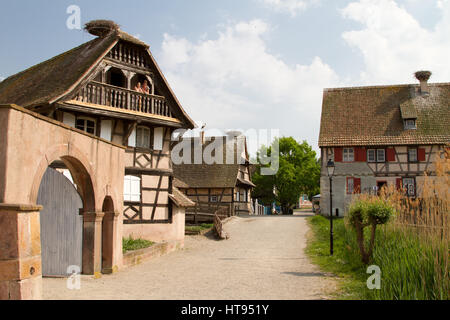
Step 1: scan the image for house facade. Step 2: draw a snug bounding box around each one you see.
[173,133,255,220]
[0,21,195,246]
[318,72,449,216]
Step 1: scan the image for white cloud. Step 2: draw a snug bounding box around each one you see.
[259,0,319,17]
[159,19,338,151]
[341,0,450,84]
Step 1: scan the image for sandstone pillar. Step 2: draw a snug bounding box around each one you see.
[82,211,104,276]
[0,204,43,300]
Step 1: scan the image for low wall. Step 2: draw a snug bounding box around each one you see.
[122,239,183,268]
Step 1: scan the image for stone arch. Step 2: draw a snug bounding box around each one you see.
[30,144,97,212]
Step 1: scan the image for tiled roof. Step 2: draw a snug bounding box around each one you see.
[173,136,253,189]
[168,187,195,207]
[319,83,450,147]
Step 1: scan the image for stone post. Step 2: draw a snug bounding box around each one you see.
[101,211,120,274]
[81,211,104,276]
[0,204,43,300]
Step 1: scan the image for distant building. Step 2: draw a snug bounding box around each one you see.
[318,71,449,216]
[173,133,255,220]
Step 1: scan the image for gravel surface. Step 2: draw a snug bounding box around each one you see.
[43,212,337,300]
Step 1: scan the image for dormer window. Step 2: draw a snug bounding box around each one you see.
[404,119,417,130]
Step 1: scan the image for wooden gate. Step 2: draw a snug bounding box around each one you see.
[37,168,83,277]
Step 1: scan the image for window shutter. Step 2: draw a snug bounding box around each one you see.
[334,148,343,162]
[128,127,137,147]
[63,112,76,128]
[418,148,426,162]
[154,127,164,151]
[354,178,361,194]
[100,120,112,141]
[386,148,396,162]
[396,178,402,190]
[355,148,366,162]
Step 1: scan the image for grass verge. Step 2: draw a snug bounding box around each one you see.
[185,223,214,233]
[306,215,368,300]
[306,215,449,300]
[122,237,154,254]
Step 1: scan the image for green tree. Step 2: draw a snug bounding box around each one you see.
[252,137,320,214]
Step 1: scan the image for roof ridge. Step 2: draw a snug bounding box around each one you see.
[324,82,450,92]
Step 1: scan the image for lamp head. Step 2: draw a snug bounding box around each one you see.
[327,159,335,177]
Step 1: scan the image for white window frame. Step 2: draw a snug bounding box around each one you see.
[404,119,417,130]
[235,191,240,202]
[136,126,151,148]
[367,149,376,163]
[377,149,386,163]
[402,178,416,197]
[124,175,141,202]
[210,195,219,203]
[408,148,418,163]
[368,149,386,163]
[347,178,354,195]
[343,148,354,162]
[75,116,96,134]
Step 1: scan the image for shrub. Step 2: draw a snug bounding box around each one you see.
[347,197,394,264]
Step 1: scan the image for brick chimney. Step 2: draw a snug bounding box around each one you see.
[414,71,432,95]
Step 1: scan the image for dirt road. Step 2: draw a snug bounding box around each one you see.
[43,213,337,300]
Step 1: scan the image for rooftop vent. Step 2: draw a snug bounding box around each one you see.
[414,70,432,95]
[84,20,120,37]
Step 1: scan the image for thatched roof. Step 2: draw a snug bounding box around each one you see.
[0,22,195,128]
[319,82,450,147]
[173,136,254,189]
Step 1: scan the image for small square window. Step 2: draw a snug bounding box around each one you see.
[408,148,418,162]
[402,178,416,197]
[404,119,417,130]
[210,196,219,203]
[76,117,96,135]
[343,148,354,162]
[136,126,151,148]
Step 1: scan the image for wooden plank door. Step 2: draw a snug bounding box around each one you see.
[37,168,83,277]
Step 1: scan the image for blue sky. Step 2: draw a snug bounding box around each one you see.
[1,0,449,153]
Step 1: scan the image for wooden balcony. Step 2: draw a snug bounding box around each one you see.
[73,81,173,118]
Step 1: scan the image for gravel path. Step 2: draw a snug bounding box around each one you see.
[43,212,337,300]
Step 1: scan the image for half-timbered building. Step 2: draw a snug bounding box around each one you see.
[0,20,195,245]
[318,72,449,216]
[173,133,255,221]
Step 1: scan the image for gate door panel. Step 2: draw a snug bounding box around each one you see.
[37,168,83,277]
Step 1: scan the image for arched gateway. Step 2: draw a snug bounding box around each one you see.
[0,104,125,299]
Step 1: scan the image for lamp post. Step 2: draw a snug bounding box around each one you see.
[327,159,335,256]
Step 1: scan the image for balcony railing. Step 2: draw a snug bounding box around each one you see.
[74,81,172,118]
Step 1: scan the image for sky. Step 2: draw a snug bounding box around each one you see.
[0,0,449,154]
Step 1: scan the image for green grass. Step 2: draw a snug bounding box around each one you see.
[122,237,154,254]
[306,215,367,299]
[185,223,213,233]
[306,215,449,300]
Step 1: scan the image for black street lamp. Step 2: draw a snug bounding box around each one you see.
[327,159,335,256]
